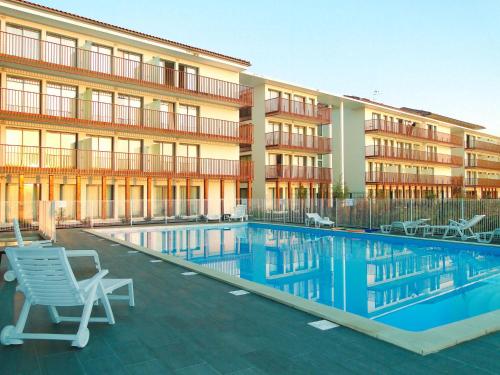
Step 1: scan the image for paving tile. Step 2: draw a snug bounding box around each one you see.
[107,338,156,366]
[80,353,129,375]
[126,359,175,375]
[174,363,221,375]
[39,351,86,375]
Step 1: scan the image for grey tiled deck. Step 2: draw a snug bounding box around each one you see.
[1,228,499,375]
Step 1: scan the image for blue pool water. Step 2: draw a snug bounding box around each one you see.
[106,223,500,331]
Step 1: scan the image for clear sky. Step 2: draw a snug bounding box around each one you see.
[34,0,500,135]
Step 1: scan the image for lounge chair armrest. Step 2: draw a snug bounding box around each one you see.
[448,219,460,226]
[82,269,109,293]
[67,250,102,270]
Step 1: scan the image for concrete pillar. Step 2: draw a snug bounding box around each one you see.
[18,174,24,222]
[147,177,152,218]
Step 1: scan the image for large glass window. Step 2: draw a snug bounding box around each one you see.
[179,64,198,91]
[45,33,77,66]
[91,90,113,122]
[116,138,142,170]
[116,94,142,125]
[5,128,40,167]
[177,104,198,132]
[149,142,174,173]
[45,132,77,168]
[46,83,77,117]
[6,76,40,113]
[89,135,112,169]
[90,44,112,74]
[177,143,198,174]
[5,24,40,60]
[117,50,142,79]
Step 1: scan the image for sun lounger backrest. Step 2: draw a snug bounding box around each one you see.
[6,247,83,306]
[13,218,24,247]
[463,215,486,229]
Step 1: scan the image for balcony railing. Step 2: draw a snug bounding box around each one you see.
[0,31,253,106]
[365,172,463,186]
[0,144,253,180]
[0,89,253,144]
[265,165,331,182]
[465,178,500,187]
[265,98,331,124]
[465,158,500,171]
[365,119,462,146]
[365,145,463,166]
[465,139,500,154]
[265,131,332,154]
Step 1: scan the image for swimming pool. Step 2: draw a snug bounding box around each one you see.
[102,223,500,333]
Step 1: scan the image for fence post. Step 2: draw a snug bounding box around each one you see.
[410,198,413,222]
[460,198,464,220]
[368,198,372,229]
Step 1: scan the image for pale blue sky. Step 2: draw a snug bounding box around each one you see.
[35,0,500,135]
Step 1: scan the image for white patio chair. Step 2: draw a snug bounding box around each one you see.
[0,247,133,348]
[476,228,500,244]
[13,218,53,248]
[305,213,335,228]
[436,215,486,240]
[229,205,248,221]
[202,214,221,222]
[380,219,430,236]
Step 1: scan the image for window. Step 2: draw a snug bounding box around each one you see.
[158,59,176,86]
[91,90,113,122]
[6,76,40,113]
[266,122,280,133]
[90,44,112,74]
[157,100,174,129]
[177,143,198,158]
[177,144,199,173]
[177,104,198,132]
[89,135,112,169]
[293,95,305,115]
[46,83,77,117]
[153,142,174,156]
[45,33,76,66]
[117,50,142,79]
[179,64,198,91]
[5,128,40,167]
[151,142,174,173]
[45,132,76,168]
[5,24,40,60]
[116,138,142,170]
[116,94,142,125]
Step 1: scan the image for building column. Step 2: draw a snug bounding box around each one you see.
[247,180,252,209]
[275,180,280,208]
[125,177,130,219]
[185,178,191,216]
[76,176,81,221]
[220,179,225,214]
[101,176,107,219]
[309,182,314,209]
[287,181,292,210]
[48,175,54,201]
[18,174,24,222]
[236,180,240,205]
[203,179,209,215]
[167,178,172,217]
[147,177,152,218]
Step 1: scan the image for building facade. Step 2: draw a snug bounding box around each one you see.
[240,74,333,207]
[0,0,253,224]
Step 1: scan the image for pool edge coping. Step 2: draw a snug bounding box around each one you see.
[84,224,500,356]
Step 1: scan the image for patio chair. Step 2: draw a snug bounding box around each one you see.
[0,247,134,348]
[305,213,335,228]
[13,218,53,248]
[426,215,486,240]
[380,219,430,236]
[229,205,248,221]
[476,228,500,244]
[202,214,221,222]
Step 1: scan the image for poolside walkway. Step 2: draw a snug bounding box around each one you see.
[0,228,499,375]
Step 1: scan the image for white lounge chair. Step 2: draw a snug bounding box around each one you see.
[476,228,500,244]
[305,213,335,228]
[13,218,52,248]
[380,219,430,236]
[202,214,221,222]
[0,247,134,348]
[229,205,248,221]
[427,215,486,240]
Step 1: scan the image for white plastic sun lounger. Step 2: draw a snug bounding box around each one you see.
[1,247,134,348]
[202,214,221,222]
[380,219,430,236]
[440,215,486,240]
[476,228,500,244]
[229,205,248,221]
[13,218,52,248]
[305,213,335,228]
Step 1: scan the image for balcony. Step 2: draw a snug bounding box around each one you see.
[0,31,253,106]
[465,158,500,171]
[365,145,463,166]
[265,165,331,183]
[366,172,463,186]
[0,89,253,144]
[265,98,331,124]
[265,131,331,154]
[365,119,462,146]
[465,178,500,188]
[0,144,253,180]
[465,139,500,154]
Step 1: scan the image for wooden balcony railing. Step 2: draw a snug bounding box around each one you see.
[0,144,253,180]
[265,131,332,154]
[465,139,500,154]
[365,119,462,146]
[365,172,463,186]
[265,98,331,124]
[465,158,500,171]
[465,178,500,188]
[0,31,253,106]
[365,145,463,166]
[0,89,253,144]
[265,165,331,182]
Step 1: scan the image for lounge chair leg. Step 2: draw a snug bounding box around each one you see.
[98,283,115,325]
[48,306,61,323]
[72,285,97,348]
[128,281,135,307]
[2,299,32,345]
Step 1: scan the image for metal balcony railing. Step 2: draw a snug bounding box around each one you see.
[265,131,332,154]
[265,165,331,182]
[265,98,331,124]
[365,145,463,166]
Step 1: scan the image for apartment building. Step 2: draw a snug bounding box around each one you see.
[319,94,500,199]
[240,73,332,207]
[0,0,253,224]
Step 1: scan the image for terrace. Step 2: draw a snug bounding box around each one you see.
[465,139,500,154]
[265,165,332,183]
[365,171,463,186]
[1,228,498,374]
[265,131,332,154]
[465,177,500,188]
[0,89,253,144]
[265,98,331,124]
[365,145,463,166]
[0,31,253,107]
[465,158,500,171]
